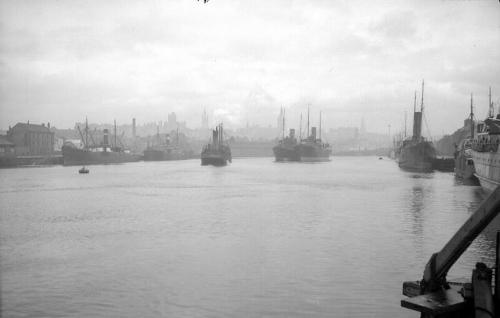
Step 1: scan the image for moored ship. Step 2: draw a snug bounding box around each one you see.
[454,94,477,180]
[201,124,232,166]
[397,81,436,172]
[273,128,300,161]
[455,139,475,179]
[296,110,331,162]
[297,127,332,162]
[62,119,140,166]
[273,109,300,161]
[143,129,192,161]
[470,87,500,192]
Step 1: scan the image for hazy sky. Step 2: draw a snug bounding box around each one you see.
[0,0,499,134]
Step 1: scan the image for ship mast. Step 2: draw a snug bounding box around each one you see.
[489,86,493,118]
[219,123,223,145]
[85,117,89,149]
[299,113,302,140]
[470,93,474,139]
[307,105,310,138]
[420,80,424,114]
[319,111,322,141]
[282,107,285,139]
[413,91,417,114]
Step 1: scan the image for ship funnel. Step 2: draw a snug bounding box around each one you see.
[412,112,422,140]
[103,129,110,146]
[311,127,317,140]
[213,129,218,145]
[289,129,295,138]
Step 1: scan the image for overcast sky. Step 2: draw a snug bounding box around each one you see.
[0,0,499,135]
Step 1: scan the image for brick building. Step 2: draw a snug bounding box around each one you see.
[7,122,54,156]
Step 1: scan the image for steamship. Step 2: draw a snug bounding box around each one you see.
[470,87,500,192]
[297,126,331,162]
[454,94,477,180]
[296,110,331,162]
[62,119,141,166]
[273,109,300,161]
[201,123,232,166]
[273,128,300,161]
[143,129,192,161]
[397,81,436,172]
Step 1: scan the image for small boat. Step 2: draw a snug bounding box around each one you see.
[79,166,89,174]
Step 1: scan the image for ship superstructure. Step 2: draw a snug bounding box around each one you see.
[454,94,477,180]
[470,87,500,192]
[273,108,300,161]
[201,124,232,166]
[397,81,436,172]
[143,127,191,161]
[296,109,332,162]
[62,119,140,166]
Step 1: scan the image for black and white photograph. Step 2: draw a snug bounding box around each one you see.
[1,1,499,317]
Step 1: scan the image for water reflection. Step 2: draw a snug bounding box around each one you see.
[0,158,497,318]
[403,173,435,256]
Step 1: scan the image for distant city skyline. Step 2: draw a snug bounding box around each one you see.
[0,1,499,134]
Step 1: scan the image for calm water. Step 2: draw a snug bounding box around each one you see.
[1,157,498,317]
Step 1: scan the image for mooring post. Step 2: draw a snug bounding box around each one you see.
[472,262,494,318]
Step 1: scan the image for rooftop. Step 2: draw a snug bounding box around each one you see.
[11,122,52,133]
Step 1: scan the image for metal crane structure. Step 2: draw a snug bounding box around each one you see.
[401,187,500,317]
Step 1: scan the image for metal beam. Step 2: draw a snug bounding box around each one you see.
[422,186,500,292]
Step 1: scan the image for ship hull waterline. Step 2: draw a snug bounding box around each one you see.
[201,156,229,166]
[296,143,332,162]
[272,145,300,162]
[471,150,500,193]
[62,148,141,166]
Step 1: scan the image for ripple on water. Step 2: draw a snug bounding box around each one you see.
[0,158,494,318]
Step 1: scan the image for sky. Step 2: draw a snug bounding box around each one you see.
[0,0,499,135]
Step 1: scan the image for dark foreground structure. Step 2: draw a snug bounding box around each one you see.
[401,187,500,317]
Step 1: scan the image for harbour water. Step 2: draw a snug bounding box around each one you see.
[0,157,498,317]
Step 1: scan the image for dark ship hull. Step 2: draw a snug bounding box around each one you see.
[272,145,300,162]
[455,154,476,179]
[201,154,230,166]
[397,141,435,172]
[454,141,476,180]
[201,146,232,166]
[201,124,231,166]
[62,146,141,166]
[297,143,332,162]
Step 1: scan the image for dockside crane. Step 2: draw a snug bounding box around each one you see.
[401,187,500,317]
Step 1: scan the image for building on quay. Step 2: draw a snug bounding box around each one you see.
[7,122,55,156]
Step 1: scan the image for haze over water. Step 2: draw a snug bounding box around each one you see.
[1,157,498,317]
